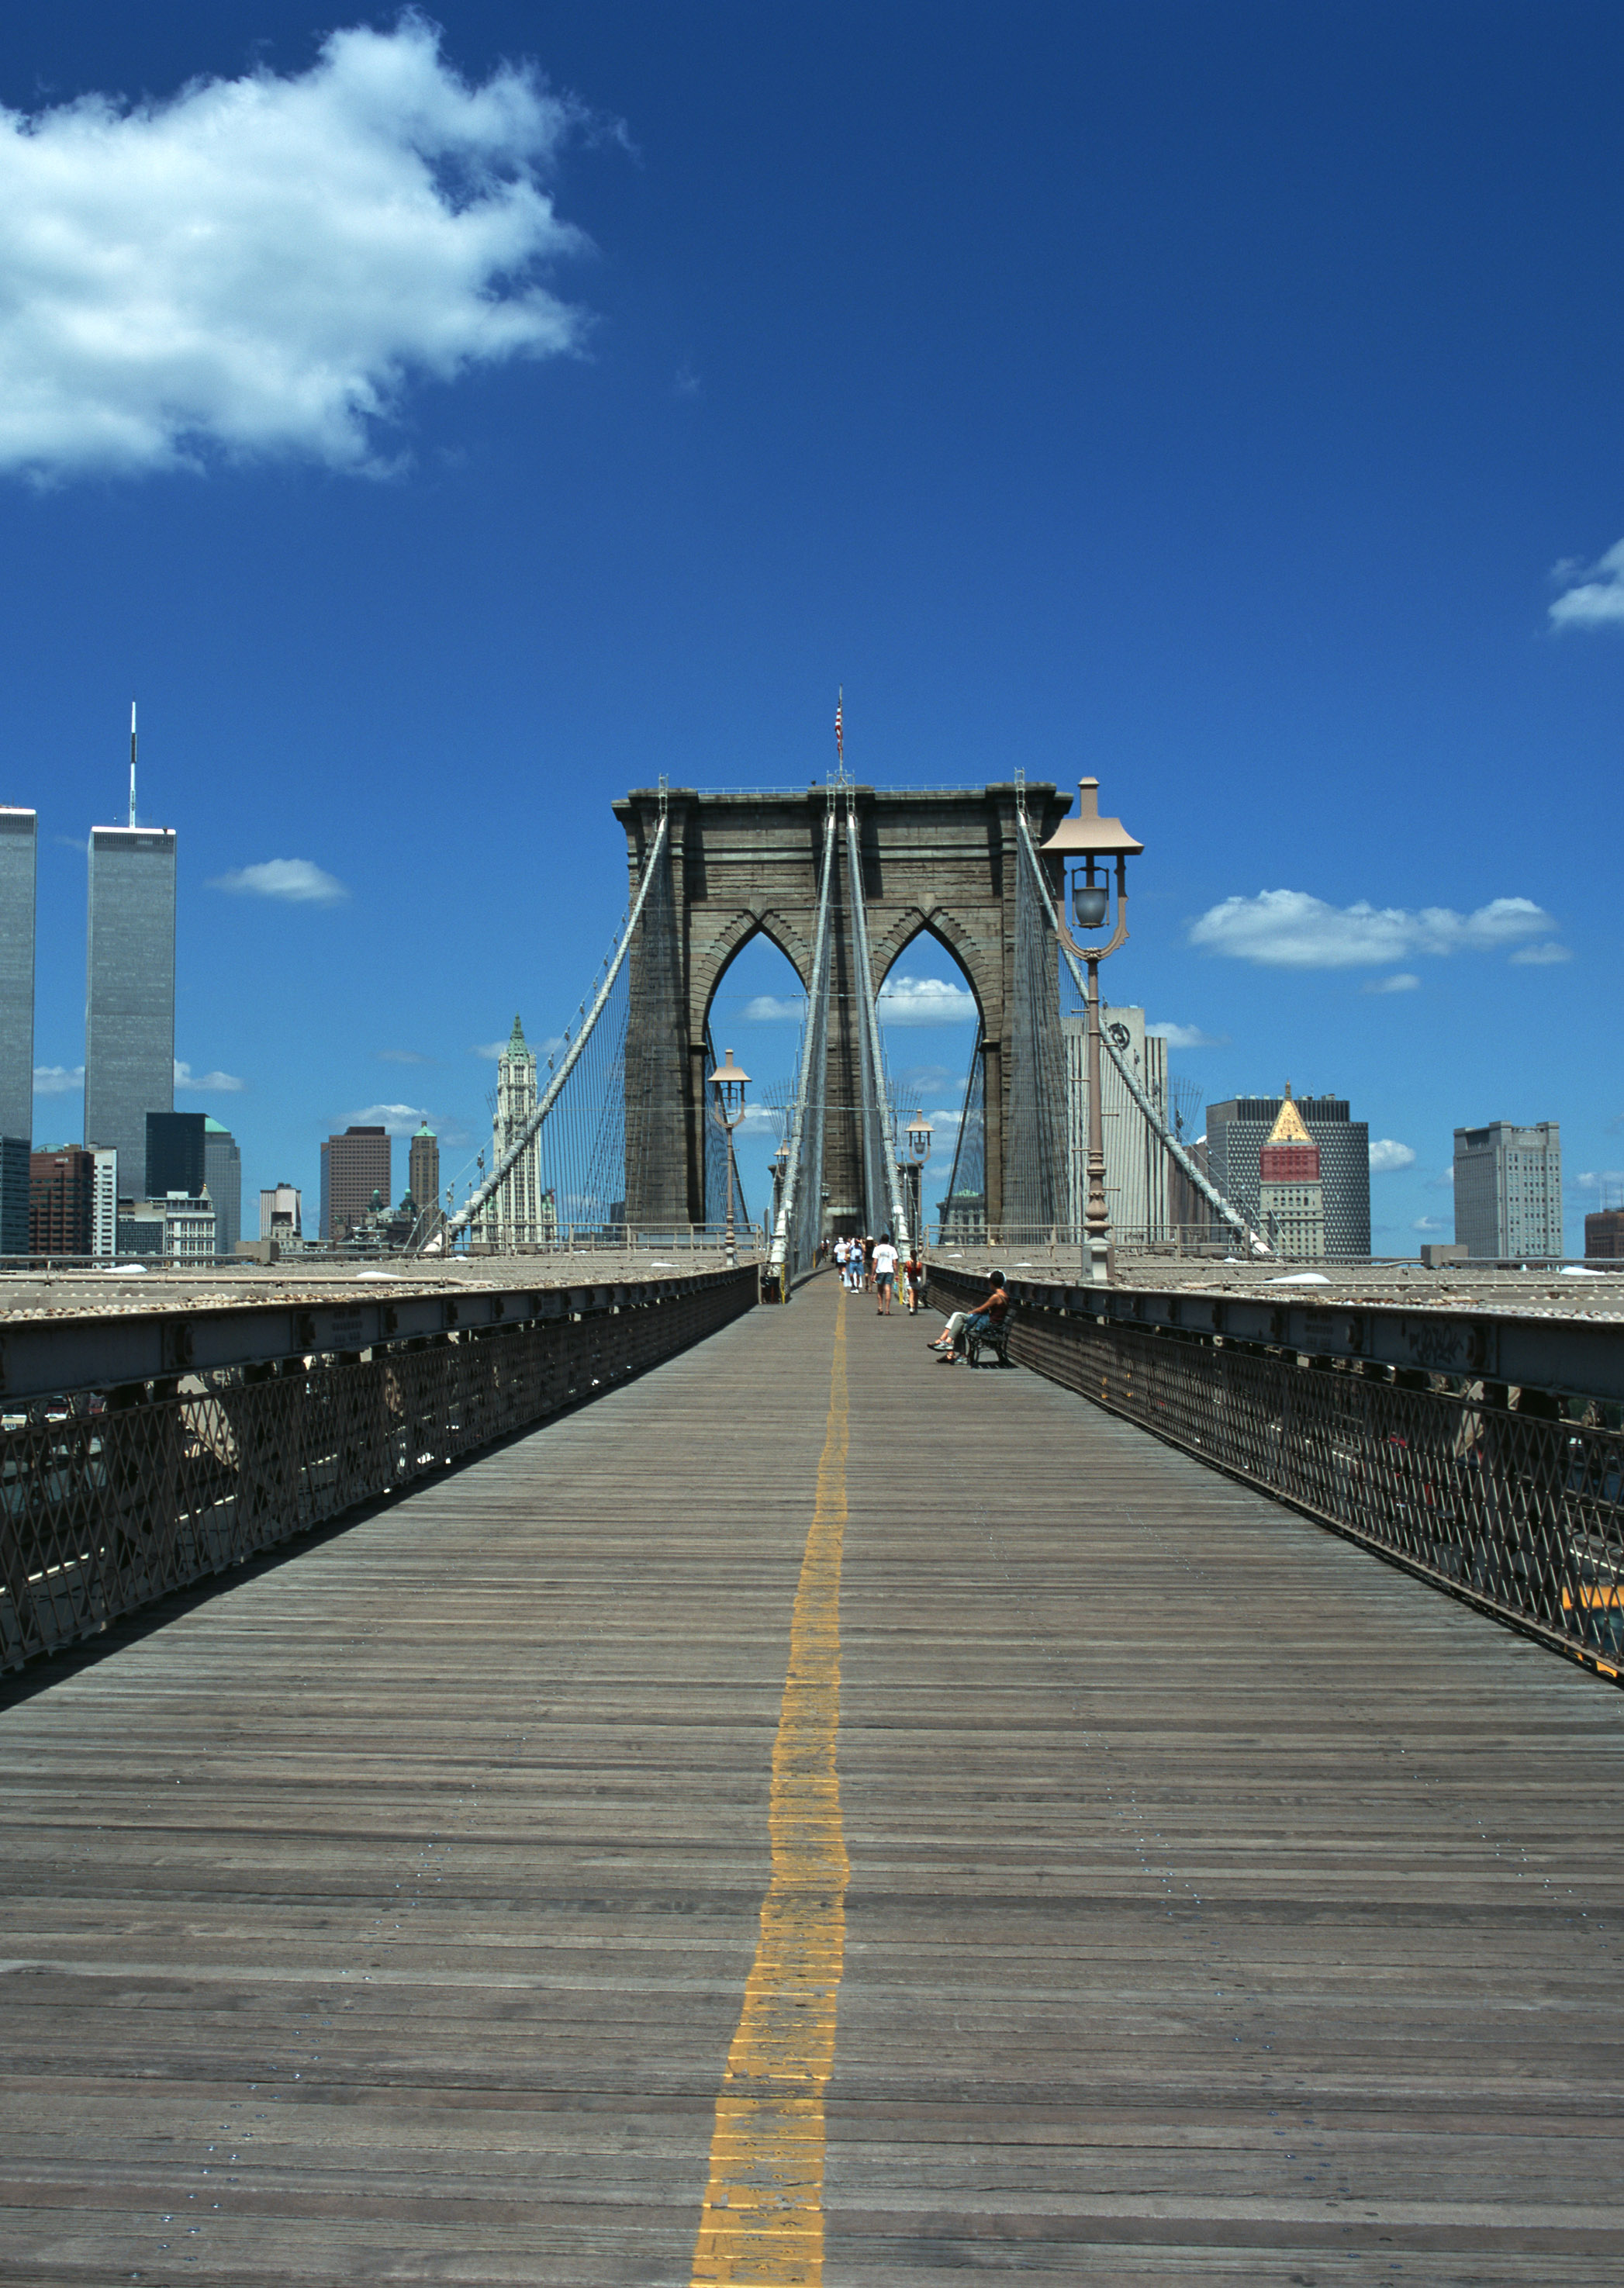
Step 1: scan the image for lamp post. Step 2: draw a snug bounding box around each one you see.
[904,1111,933,1252]
[769,1141,789,1245]
[708,1047,751,1267]
[1040,776,1144,1287]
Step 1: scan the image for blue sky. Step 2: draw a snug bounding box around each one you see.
[2,3,1619,1245]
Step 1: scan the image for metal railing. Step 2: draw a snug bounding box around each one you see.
[928,1264,1624,1685]
[1,1266,756,1674]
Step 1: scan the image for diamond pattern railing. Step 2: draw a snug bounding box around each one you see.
[927,1266,1624,1684]
[1,1270,756,1673]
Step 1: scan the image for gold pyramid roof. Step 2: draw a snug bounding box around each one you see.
[1266,1089,1312,1146]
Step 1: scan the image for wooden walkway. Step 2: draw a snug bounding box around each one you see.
[2,1274,1622,2286]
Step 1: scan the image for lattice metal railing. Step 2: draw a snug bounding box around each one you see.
[927,1264,1624,1684]
[0,1270,756,1673]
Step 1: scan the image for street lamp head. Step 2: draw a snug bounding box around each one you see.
[1040,776,1142,959]
[708,1046,750,1124]
[906,1112,934,1161]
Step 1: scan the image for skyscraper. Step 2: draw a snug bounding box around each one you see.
[475,1016,551,1247]
[145,1109,206,1197]
[1062,1004,1170,1238]
[409,1121,441,1220]
[204,1119,242,1256]
[85,824,176,1185]
[320,1126,391,1240]
[1256,1087,1325,1257]
[0,807,36,1145]
[1453,1122,1563,1259]
[260,1183,302,1241]
[1206,1094,1371,1256]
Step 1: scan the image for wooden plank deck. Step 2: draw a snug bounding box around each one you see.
[1,1273,1621,2286]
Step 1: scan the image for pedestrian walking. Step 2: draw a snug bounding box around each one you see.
[872,1232,899,1315]
[902,1245,924,1314]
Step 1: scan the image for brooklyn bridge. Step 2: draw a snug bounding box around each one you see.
[2,780,1620,2286]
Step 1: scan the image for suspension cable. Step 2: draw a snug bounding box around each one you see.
[1015,811,1267,1253]
[444,810,672,1242]
[843,804,911,1248]
[769,804,838,1274]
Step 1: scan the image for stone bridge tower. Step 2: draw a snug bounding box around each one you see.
[613,783,1073,1232]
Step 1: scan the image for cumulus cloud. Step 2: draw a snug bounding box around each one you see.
[347,1101,427,1138]
[1360,973,1420,994]
[741,994,805,1022]
[1188,889,1553,969]
[1508,942,1573,966]
[0,16,589,479]
[1369,1139,1416,1173]
[877,975,978,1026]
[1146,1020,1225,1049]
[1550,540,1624,628]
[1572,1169,1624,1193]
[1412,1215,1446,1232]
[210,858,348,905]
[175,1059,244,1093]
[33,1063,83,1096]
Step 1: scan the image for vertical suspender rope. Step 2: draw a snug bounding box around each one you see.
[770,806,839,1275]
[844,805,911,1250]
[446,810,672,1241]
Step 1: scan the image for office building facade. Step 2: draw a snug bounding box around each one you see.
[146,1109,206,1198]
[0,1135,28,1256]
[29,1146,95,1256]
[90,1146,118,1258]
[0,807,36,1147]
[260,1183,303,1243]
[1256,1090,1326,1257]
[409,1122,441,1215]
[1453,1122,1563,1259]
[204,1119,242,1256]
[320,1126,392,1241]
[85,825,176,1185]
[1206,1094,1371,1256]
[1585,1208,1624,1260]
[1062,1004,1170,1239]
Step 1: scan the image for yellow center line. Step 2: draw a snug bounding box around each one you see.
[689,1289,850,2288]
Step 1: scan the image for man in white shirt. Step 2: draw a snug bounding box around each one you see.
[872,1232,900,1315]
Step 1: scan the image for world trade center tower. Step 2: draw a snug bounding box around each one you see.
[0,807,36,1143]
[85,824,176,1189]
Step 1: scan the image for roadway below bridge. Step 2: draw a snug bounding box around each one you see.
[1,1274,1621,2283]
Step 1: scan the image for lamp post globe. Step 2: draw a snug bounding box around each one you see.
[1040,777,1144,1287]
[707,1047,751,1267]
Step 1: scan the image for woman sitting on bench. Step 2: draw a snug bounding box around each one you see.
[928,1270,1009,1364]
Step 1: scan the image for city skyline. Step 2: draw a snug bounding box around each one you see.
[1,7,1617,1247]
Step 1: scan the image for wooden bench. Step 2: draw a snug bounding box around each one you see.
[965,1314,1014,1370]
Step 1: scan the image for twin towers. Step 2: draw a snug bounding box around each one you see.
[613,781,1073,1232]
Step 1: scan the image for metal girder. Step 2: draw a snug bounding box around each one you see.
[0,1267,746,1403]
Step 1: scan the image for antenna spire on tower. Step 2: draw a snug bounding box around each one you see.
[129,701,137,828]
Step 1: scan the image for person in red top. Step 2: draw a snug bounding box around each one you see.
[928,1271,1009,1363]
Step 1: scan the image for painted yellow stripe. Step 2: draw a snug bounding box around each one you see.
[690,1292,850,2288]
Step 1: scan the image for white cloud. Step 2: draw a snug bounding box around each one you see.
[1369,1139,1416,1173]
[1572,1170,1624,1193]
[472,1040,508,1060]
[209,858,348,905]
[1508,942,1573,966]
[1550,539,1624,628]
[1413,1215,1446,1232]
[347,1101,427,1138]
[175,1059,244,1093]
[1188,889,1552,969]
[1360,973,1421,994]
[741,994,805,1022]
[378,1048,430,1064]
[0,18,587,479]
[33,1062,83,1096]
[877,975,978,1026]
[1146,1021,1225,1049]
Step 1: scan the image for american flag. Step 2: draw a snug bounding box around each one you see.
[834,694,843,761]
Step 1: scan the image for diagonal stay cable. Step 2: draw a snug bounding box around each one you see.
[844,803,911,1249]
[770,804,838,1274]
[444,810,671,1243]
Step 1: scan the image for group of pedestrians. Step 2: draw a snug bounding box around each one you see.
[832,1232,925,1316]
